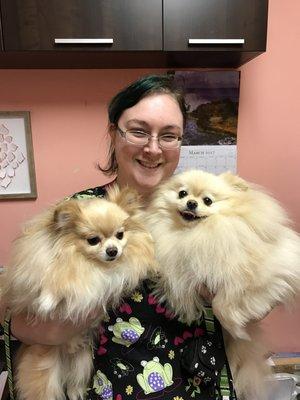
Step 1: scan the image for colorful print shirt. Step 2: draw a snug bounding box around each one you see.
[72,186,236,400]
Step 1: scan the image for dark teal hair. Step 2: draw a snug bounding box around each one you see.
[101,74,187,175]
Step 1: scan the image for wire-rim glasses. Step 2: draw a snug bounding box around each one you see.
[116,126,182,150]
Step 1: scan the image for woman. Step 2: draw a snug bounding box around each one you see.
[1,75,236,400]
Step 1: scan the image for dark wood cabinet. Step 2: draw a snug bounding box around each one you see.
[0,13,3,51]
[0,0,269,68]
[163,0,268,52]
[1,0,162,51]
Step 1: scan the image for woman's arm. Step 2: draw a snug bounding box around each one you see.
[0,303,95,346]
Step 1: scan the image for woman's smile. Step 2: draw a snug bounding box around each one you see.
[136,159,163,169]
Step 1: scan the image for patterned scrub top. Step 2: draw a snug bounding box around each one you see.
[72,185,237,400]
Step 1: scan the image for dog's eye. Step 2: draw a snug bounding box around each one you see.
[115,231,124,240]
[178,190,188,199]
[87,236,101,246]
[203,197,213,206]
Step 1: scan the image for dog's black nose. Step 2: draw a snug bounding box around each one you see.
[187,200,198,210]
[106,246,118,258]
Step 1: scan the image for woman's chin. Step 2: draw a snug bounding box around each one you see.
[133,170,164,192]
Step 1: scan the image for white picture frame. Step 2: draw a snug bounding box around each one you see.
[0,111,37,199]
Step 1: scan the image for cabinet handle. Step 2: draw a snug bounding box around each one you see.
[188,39,244,45]
[54,38,114,44]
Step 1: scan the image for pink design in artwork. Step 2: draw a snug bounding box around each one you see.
[0,123,27,190]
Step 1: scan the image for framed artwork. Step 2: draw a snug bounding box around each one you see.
[0,111,37,199]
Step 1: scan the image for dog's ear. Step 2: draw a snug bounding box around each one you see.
[53,200,83,230]
[220,172,249,191]
[107,184,141,215]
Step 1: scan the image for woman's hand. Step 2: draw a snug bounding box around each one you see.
[0,302,99,346]
[11,314,87,346]
[199,284,214,304]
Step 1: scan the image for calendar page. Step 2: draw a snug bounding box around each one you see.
[176,145,236,174]
[172,71,240,175]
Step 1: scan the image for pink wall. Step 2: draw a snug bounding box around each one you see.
[0,0,299,351]
[238,0,300,351]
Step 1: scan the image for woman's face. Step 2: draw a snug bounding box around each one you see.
[111,93,183,197]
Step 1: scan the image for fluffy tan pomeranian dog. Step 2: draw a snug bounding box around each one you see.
[0,185,155,400]
[145,169,300,399]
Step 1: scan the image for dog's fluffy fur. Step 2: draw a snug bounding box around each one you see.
[145,169,300,399]
[0,185,155,400]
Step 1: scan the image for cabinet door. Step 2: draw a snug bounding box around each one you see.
[1,0,162,51]
[164,0,268,52]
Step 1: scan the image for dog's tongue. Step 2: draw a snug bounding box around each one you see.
[181,211,197,221]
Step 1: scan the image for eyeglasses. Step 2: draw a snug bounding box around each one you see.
[116,126,182,150]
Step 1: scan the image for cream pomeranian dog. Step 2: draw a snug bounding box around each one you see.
[144,169,300,399]
[0,185,155,400]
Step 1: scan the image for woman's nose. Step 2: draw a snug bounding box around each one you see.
[143,136,162,154]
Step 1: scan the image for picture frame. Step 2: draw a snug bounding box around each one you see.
[0,111,37,199]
